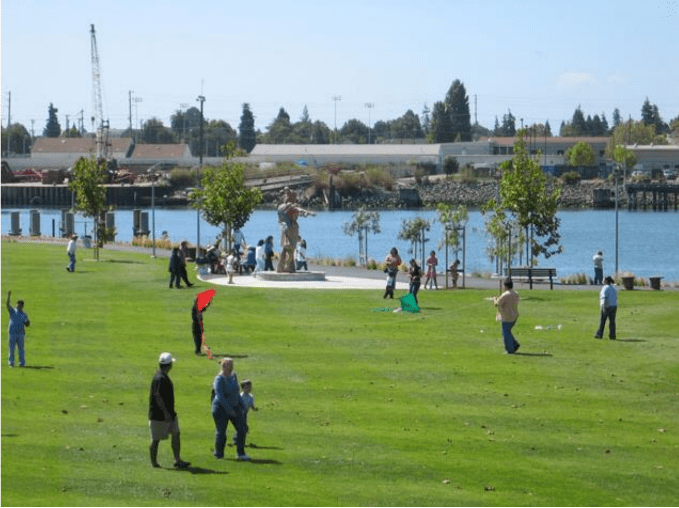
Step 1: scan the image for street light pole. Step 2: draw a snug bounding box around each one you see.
[365,103,374,144]
[332,95,341,144]
[147,165,157,257]
[196,95,205,252]
[615,163,620,275]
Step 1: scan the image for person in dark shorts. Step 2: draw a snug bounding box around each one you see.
[148,352,190,468]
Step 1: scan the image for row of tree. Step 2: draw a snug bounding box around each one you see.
[2,87,677,156]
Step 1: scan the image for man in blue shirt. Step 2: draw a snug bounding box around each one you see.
[595,276,618,340]
[7,291,30,367]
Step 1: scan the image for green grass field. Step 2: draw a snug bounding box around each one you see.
[2,241,678,506]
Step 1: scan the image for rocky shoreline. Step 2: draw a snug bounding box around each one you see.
[273,179,624,210]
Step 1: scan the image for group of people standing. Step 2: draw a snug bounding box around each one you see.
[148,353,258,468]
[383,248,462,304]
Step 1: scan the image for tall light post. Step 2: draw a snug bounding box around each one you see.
[332,95,341,144]
[179,102,189,143]
[615,162,621,274]
[364,102,374,144]
[196,95,205,252]
[147,164,159,258]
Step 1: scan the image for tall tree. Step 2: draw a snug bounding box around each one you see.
[429,101,452,143]
[1,123,32,154]
[611,108,622,130]
[340,119,369,144]
[238,103,257,153]
[421,103,431,136]
[43,103,61,138]
[484,129,563,266]
[204,120,238,157]
[445,79,472,142]
[390,110,424,139]
[141,118,173,144]
[189,161,263,251]
[310,120,331,144]
[501,110,516,137]
[265,107,292,143]
[68,157,107,259]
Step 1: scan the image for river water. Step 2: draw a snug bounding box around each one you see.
[2,207,678,282]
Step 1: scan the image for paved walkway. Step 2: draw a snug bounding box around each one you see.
[0,236,626,291]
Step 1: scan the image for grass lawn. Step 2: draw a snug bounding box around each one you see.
[2,241,678,506]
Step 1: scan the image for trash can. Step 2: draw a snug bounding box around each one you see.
[82,235,92,248]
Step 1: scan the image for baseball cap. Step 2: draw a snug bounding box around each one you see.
[159,352,175,365]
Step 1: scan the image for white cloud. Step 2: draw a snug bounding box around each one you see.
[556,72,597,89]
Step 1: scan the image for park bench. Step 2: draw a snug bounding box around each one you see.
[507,267,557,290]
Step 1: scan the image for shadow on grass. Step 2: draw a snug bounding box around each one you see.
[22,365,55,369]
[225,458,283,465]
[103,259,145,264]
[514,352,553,357]
[207,353,249,359]
[615,338,646,343]
[169,465,228,475]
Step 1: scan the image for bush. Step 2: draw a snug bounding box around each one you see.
[560,272,589,285]
[561,171,581,185]
[443,156,459,175]
[364,167,395,191]
[168,168,196,188]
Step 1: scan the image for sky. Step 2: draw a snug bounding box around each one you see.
[2,0,678,137]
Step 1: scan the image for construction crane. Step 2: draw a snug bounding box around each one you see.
[90,24,110,162]
[90,24,120,181]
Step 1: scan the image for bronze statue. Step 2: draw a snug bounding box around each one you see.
[276,188,315,273]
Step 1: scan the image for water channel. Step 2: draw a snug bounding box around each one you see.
[2,207,678,282]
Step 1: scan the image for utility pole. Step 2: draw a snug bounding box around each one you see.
[128,91,133,131]
[180,103,190,143]
[196,94,206,251]
[474,94,477,125]
[332,95,341,144]
[6,91,11,154]
[365,103,374,144]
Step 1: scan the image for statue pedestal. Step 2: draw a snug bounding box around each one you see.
[255,271,326,282]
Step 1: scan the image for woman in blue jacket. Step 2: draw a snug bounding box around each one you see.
[212,358,250,461]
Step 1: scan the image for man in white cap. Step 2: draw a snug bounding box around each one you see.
[148,352,190,468]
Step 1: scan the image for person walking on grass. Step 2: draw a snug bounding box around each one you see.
[493,279,521,354]
[212,358,250,461]
[148,352,190,469]
[178,241,194,288]
[6,291,30,368]
[595,275,617,340]
[169,247,183,289]
[234,379,258,447]
[66,234,78,272]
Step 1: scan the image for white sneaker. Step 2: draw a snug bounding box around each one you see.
[237,454,251,461]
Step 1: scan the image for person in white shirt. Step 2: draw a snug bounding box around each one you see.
[254,240,265,274]
[295,239,307,271]
[234,379,258,447]
[592,251,604,285]
[66,234,78,272]
[595,276,618,340]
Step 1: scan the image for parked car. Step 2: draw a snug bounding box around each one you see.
[663,169,678,180]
